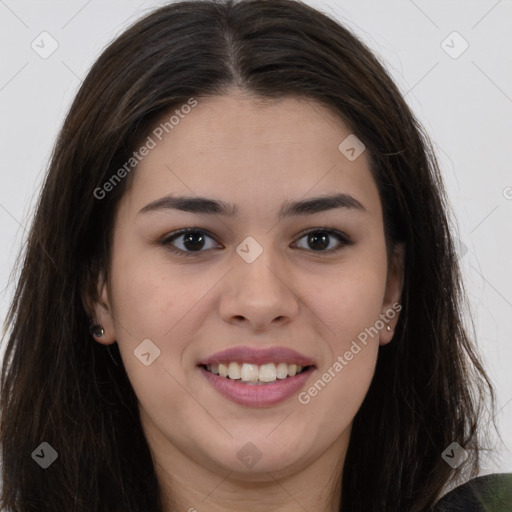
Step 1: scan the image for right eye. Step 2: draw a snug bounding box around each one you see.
[160,228,221,256]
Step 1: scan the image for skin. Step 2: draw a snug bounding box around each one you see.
[92,90,404,512]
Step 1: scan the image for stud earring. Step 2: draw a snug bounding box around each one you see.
[386,325,393,332]
[90,324,105,337]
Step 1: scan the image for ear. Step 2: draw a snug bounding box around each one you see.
[379,243,405,346]
[89,272,117,346]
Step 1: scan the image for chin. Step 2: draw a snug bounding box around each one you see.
[202,440,312,480]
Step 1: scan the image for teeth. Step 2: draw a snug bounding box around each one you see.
[218,363,228,378]
[228,362,241,380]
[241,363,259,382]
[206,362,307,382]
[259,363,276,382]
[276,362,288,379]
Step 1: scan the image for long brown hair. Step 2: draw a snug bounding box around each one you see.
[1,1,497,510]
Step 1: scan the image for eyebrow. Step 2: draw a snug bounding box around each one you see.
[138,193,366,220]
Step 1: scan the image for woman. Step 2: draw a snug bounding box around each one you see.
[1,0,510,511]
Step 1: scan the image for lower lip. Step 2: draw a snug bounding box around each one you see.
[199,366,315,407]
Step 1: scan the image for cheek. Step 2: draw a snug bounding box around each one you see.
[109,245,201,339]
[304,251,388,342]
[305,268,384,390]
[290,271,385,452]
[107,249,205,421]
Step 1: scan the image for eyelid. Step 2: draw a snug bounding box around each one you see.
[295,227,352,244]
[292,227,352,253]
[160,228,221,257]
[160,227,352,256]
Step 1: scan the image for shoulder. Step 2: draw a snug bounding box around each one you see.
[433,473,512,511]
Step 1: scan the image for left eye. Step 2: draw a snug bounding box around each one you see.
[293,229,351,252]
[160,228,351,256]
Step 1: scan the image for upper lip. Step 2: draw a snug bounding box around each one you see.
[198,345,316,367]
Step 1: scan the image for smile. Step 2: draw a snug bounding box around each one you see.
[203,362,309,383]
[198,345,316,406]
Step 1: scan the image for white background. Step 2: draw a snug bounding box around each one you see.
[1,0,511,473]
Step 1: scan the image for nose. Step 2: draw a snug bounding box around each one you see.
[219,246,300,332]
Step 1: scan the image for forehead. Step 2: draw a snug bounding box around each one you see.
[143,92,355,162]
[122,91,381,219]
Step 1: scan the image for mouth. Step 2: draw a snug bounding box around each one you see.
[200,362,313,385]
[197,346,316,407]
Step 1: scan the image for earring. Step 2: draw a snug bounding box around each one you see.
[386,325,393,332]
[90,324,105,337]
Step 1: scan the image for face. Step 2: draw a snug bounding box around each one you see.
[93,90,403,482]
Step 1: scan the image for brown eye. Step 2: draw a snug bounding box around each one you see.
[294,229,352,252]
[161,229,220,256]
[180,231,206,251]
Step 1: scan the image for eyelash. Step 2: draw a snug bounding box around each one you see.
[159,227,352,257]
